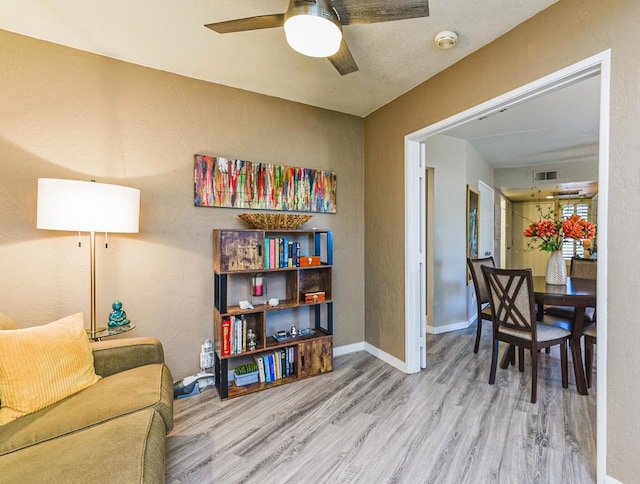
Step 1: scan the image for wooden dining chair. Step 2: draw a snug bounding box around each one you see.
[482,266,571,403]
[583,323,597,389]
[545,256,597,322]
[570,256,597,279]
[467,257,496,353]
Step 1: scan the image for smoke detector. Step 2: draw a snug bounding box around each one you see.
[434,30,458,49]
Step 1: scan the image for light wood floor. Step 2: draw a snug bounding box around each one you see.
[166,324,596,483]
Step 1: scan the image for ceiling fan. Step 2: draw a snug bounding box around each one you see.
[205,0,430,75]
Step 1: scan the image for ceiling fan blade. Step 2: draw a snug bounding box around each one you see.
[205,14,285,34]
[329,40,359,76]
[332,0,429,25]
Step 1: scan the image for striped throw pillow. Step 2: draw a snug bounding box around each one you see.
[0,313,100,425]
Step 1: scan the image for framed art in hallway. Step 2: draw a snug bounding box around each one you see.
[467,185,479,283]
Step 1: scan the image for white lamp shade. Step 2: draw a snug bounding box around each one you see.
[284,14,342,58]
[37,178,140,233]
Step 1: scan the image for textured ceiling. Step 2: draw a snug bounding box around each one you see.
[0,0,557,116]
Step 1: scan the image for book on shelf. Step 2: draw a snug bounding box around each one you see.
[253,355,266,383]
[283,348,289,376]
[269,238,276,269]
[291,347,295,375]
[274,350,282,380]
[289,347,295,375]
[272,352,277,380]
[263,237,302,269]
[293,242,300,267]
[233,317,238,354]
[227,316,248,355]
[242,318,247,353]
[267,354,275,382]
[271,351,278,380]
[288,347,294,376]
[282,239,288,269]
[250,348,295,383]
[221,319,231,357]
[280,350,286,377]
[262,355,269,383]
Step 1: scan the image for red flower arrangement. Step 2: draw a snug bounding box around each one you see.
[524,211,596,252]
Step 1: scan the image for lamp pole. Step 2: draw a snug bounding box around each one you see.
[89,231,97,335]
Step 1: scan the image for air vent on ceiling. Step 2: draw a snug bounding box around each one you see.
[533,170,559,182]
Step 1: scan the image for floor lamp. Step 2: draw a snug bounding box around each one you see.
[36,178,140,336]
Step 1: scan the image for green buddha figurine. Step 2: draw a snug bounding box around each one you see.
[108,301,130,327]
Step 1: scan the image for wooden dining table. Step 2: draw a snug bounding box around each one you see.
[500,276,597,395]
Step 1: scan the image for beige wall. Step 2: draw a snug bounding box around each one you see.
[364,0,640,480]
[0,30,365,381]
[422,135,494,330]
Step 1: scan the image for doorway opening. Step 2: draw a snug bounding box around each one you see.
[404,50,610,481]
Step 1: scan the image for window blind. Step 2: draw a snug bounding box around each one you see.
[561,202,590,259]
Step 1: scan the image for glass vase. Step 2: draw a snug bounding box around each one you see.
[546,250,567,285]
[250,273,267,306]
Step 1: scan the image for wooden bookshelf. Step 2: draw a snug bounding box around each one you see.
[213,229,334,400]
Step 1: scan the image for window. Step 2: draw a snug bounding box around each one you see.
[561,202,590,259]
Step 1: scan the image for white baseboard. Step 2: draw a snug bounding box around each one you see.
[606,476,624,484]
[426,319,472,335]
[333,342,365,357]
[334,341,408,373]
[363,342,408,373]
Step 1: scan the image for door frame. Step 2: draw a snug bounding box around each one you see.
[500,195,508,268]
[404,50,610,482]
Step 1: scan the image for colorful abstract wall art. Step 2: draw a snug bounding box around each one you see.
[194,155,337,213]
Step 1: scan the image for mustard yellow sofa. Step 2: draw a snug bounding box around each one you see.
[0,337,174,484]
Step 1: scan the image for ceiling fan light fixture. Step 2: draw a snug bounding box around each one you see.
[284,2,342,58]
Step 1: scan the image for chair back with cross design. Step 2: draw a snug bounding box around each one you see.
[481,265,570,403]
[482,266,537,341]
